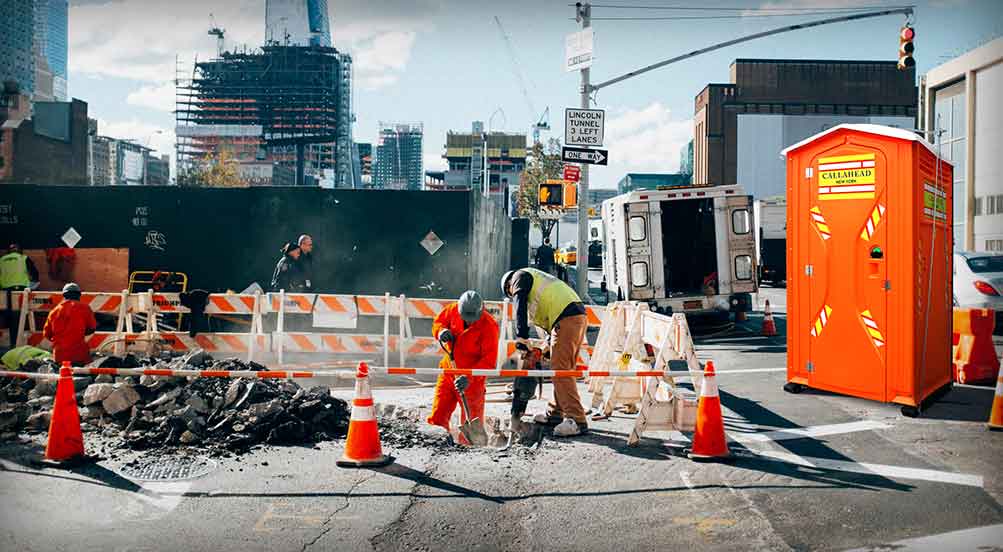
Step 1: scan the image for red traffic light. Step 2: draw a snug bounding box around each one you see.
[897,25,915,70]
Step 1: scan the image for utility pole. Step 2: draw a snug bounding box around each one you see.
[575,1,590,298]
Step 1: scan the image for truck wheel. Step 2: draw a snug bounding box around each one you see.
[783,382,804,394]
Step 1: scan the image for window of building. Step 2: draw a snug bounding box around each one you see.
[934,80,967,245]
[986,240,1003,252]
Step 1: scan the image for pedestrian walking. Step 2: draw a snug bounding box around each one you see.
[297,234,314,291]
[535,238,555,275]
[270,242,307,292]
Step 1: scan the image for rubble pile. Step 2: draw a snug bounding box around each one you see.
[0,353,350,454]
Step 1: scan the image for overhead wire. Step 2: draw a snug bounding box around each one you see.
[579,3,913,10]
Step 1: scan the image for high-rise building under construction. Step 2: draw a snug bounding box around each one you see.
[176,2,353,187]
[374,123,423,190]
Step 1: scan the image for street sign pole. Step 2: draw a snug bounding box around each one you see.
[575,2,590,299]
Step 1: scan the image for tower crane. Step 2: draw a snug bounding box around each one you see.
[208,13,225,57]
[494,16,550,145]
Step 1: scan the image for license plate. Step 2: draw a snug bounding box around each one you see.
[683,300,703,310]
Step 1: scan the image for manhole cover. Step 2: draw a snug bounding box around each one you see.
[119,456,217,481]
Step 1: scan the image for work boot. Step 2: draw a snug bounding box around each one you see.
[552,418,588,438]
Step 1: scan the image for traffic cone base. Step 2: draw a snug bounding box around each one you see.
[987,375,1003,431]
[688,361,731,461]
[337,362,394,469]
[44,362,85,463]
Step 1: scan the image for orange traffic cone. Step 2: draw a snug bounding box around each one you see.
[761,300,777,337]
[689,361,730,461]
[988,371,1003,431]
[44,362,85,463]
[337,362,393,468]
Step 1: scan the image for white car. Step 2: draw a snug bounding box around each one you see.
[953,252,1003,330]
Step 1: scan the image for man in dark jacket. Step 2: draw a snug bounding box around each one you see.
[297,234,314,291]
[271,242,307,292]
[534,238,555,275]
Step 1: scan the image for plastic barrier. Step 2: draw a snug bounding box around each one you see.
[952,308,999,385]
[9,288,604,374]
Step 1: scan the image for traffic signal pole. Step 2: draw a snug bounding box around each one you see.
[575,2,591,299]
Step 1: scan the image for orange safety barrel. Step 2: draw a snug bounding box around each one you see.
[952,308,1000,385]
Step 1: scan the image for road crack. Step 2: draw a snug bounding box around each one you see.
[301,471,377,552]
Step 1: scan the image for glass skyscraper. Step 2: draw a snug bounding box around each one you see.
[34,0,68,101]
[265,0,331,47]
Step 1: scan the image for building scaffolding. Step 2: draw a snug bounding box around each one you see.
[175,45,353,187]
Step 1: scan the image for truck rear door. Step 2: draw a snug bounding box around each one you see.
[725,195,757,294]
[625,202,655,300]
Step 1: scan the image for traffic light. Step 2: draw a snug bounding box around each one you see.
[563,181,578,208]
[898,25,915,70]
[539,181,563,207]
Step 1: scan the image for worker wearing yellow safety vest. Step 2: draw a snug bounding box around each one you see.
[0,243,39,290]
[501,267,589,437]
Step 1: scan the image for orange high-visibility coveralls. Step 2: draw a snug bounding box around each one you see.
[426,303,499,432]
[42,299,97,365]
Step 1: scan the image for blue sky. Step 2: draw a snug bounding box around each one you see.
[67,0,1003,188]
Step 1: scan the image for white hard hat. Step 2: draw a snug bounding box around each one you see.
[62,282,81,295]
[500,270,515,296]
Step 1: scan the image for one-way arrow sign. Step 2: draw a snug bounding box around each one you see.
[561,146,608,166]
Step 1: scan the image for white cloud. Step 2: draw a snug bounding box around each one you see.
[423,152,447,172]
[594,102,692,189]
[125,82,176,112]
[70,0,435,92]
[351,31,417,90]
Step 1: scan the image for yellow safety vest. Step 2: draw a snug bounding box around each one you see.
[0,252,30,289]
[523,267,581,331]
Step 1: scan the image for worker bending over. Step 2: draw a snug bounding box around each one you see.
[502,267,588,437]
[42,283,97,366]
[427,290,499,440]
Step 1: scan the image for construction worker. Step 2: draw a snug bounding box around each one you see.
[0,243,39,290]
[42,283,97,366]
[270,241,306,292]
[297,234,314,290]
[427,290,499,440]
[501,267,588,437]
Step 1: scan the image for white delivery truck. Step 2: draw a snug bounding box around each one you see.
[754,196,787,286]
[600,184,757,318]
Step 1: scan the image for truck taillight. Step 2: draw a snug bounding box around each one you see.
[973,280,1000,296]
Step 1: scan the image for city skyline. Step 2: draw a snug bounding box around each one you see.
[64,0,1003,188]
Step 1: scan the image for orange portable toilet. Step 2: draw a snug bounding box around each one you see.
[782,124,953,416]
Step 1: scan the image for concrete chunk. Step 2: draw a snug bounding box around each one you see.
[102,385,141,415]
[83,383,115,406]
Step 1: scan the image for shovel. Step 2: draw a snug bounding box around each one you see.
[441,341,488,447]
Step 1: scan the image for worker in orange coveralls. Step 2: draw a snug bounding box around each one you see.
[42,283,97,365]
[427,290,499,439]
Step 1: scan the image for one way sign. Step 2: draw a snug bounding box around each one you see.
[561,146,608,166]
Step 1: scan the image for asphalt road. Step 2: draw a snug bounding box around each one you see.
[2,288,1001,551]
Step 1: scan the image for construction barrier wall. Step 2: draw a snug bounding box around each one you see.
[0,185,521,299]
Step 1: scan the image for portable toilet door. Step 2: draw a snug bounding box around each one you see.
[805,146,889,401]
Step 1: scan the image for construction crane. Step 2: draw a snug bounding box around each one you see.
[494,16,550,145]
[208,13,225,57]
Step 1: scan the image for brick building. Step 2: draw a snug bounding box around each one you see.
[0,96,88,185]
[693,59,917,192]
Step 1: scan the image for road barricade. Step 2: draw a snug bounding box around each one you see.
[952,308,999,385]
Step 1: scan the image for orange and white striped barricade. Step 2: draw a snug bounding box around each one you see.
[138,290,267,361]
[627,311,702,446]
[589,302,646,417]
[14,289,134,350]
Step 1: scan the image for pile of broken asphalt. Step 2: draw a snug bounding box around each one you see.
[0,352,350,457]
[0,351,545,459]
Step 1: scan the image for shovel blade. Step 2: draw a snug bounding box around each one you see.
[459,418,489,447]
